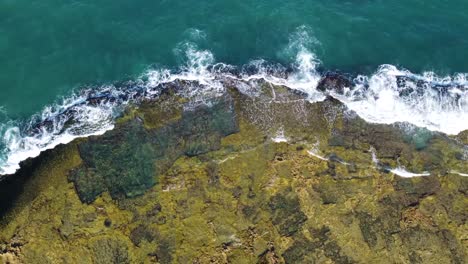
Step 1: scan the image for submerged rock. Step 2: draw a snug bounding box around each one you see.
[69,95,238,203]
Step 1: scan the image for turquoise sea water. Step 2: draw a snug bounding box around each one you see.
[2,0,468,117]
[1,0,468,174]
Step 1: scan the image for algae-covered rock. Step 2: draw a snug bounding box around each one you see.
[0,80,467,264]
[268,189,307,236]
[69,118,159,203]
[69,95,238,203]
[282,226,354,264]
[90,236,131,264]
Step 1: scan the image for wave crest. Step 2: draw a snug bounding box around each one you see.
[1,40,467,175]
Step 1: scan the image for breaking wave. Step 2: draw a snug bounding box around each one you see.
[1,32,467,175]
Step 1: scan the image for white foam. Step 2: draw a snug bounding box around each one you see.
[271,128,289,143]
[1,31,468,175]
[390,167,431,178]
[307,150,328,161]
[370,147,379,165]
[333,65,468,135]
[239,42,468,135]
[450,170,468,177]
[305,141,328,161]
[1,126,113,175]
[0,43,222,175]
[0,100,117,175]
[370,147,431,177]
[239,28,324,103]
[239,53,324,103]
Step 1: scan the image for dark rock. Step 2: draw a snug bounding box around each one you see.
[440,229,467,264]
[241,205,257,219]
[130,225,155,246]
[282,226,355,264]
[69,119,157,203]
[282,234,317,264]
[347,163,358,173]
[357,212,381,248]
[152,237,175,264]
[156,216,166,225]
[454,151,464,160]
[323,241,354,264]
[268,190,307,236]
[104,218,112,227]
[393,177,441,199]
[328,153,345,163]
[68,96,238,203]
[146,203,162,218]
[232,186,243,199]
[258,246,280,264]
[400,227,466,264]
[205,161,219,185]
[91,237,130,264]
[313,178,366,205]
[317,72,353,94]
[328,135,346,147]
[68,167,108,204]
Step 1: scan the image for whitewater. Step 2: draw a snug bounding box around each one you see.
[0,39,467,175]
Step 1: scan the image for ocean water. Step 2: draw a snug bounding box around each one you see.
[1,0,467,174]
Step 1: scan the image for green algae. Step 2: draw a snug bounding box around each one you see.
[69,95,238,203]
[0,84,467,263]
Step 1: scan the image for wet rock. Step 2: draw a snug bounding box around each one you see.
[104,218,112,227]
[146,203,162,218]
[258,246,280,264]
[1,82,467,264]
[151,237,175,264]
[403,127,433,150]
[282,234,318,264]
[282,226,354,264]
[456,130,468,144]
[268,190,307,236]
[323,241,354,264]
[90,237,130,264]
[130,224,155,246]
[317,72,353,94]
[69,96,238,203]
[393,177,441,199]
[400,227,466,264]
[356,212,381,248]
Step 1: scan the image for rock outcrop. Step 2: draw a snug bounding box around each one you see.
[0,78,466,263]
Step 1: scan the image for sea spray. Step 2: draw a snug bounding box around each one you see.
[1,34,467,175]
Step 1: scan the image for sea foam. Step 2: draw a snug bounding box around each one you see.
[1,34,467,175]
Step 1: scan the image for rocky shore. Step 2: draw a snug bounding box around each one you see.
[0,76,467,263]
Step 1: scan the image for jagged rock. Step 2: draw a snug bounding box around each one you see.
[68,95,238,203]
[0,82,466,263]
[317,72,353,94]
[268,189,307,236]
[90,237,131,264]
[356,212,382,248]
[129,224,156,246]
[282,226,354,264]
[400,227,466,264]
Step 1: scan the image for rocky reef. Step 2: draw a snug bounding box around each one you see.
[0,77,467,263]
